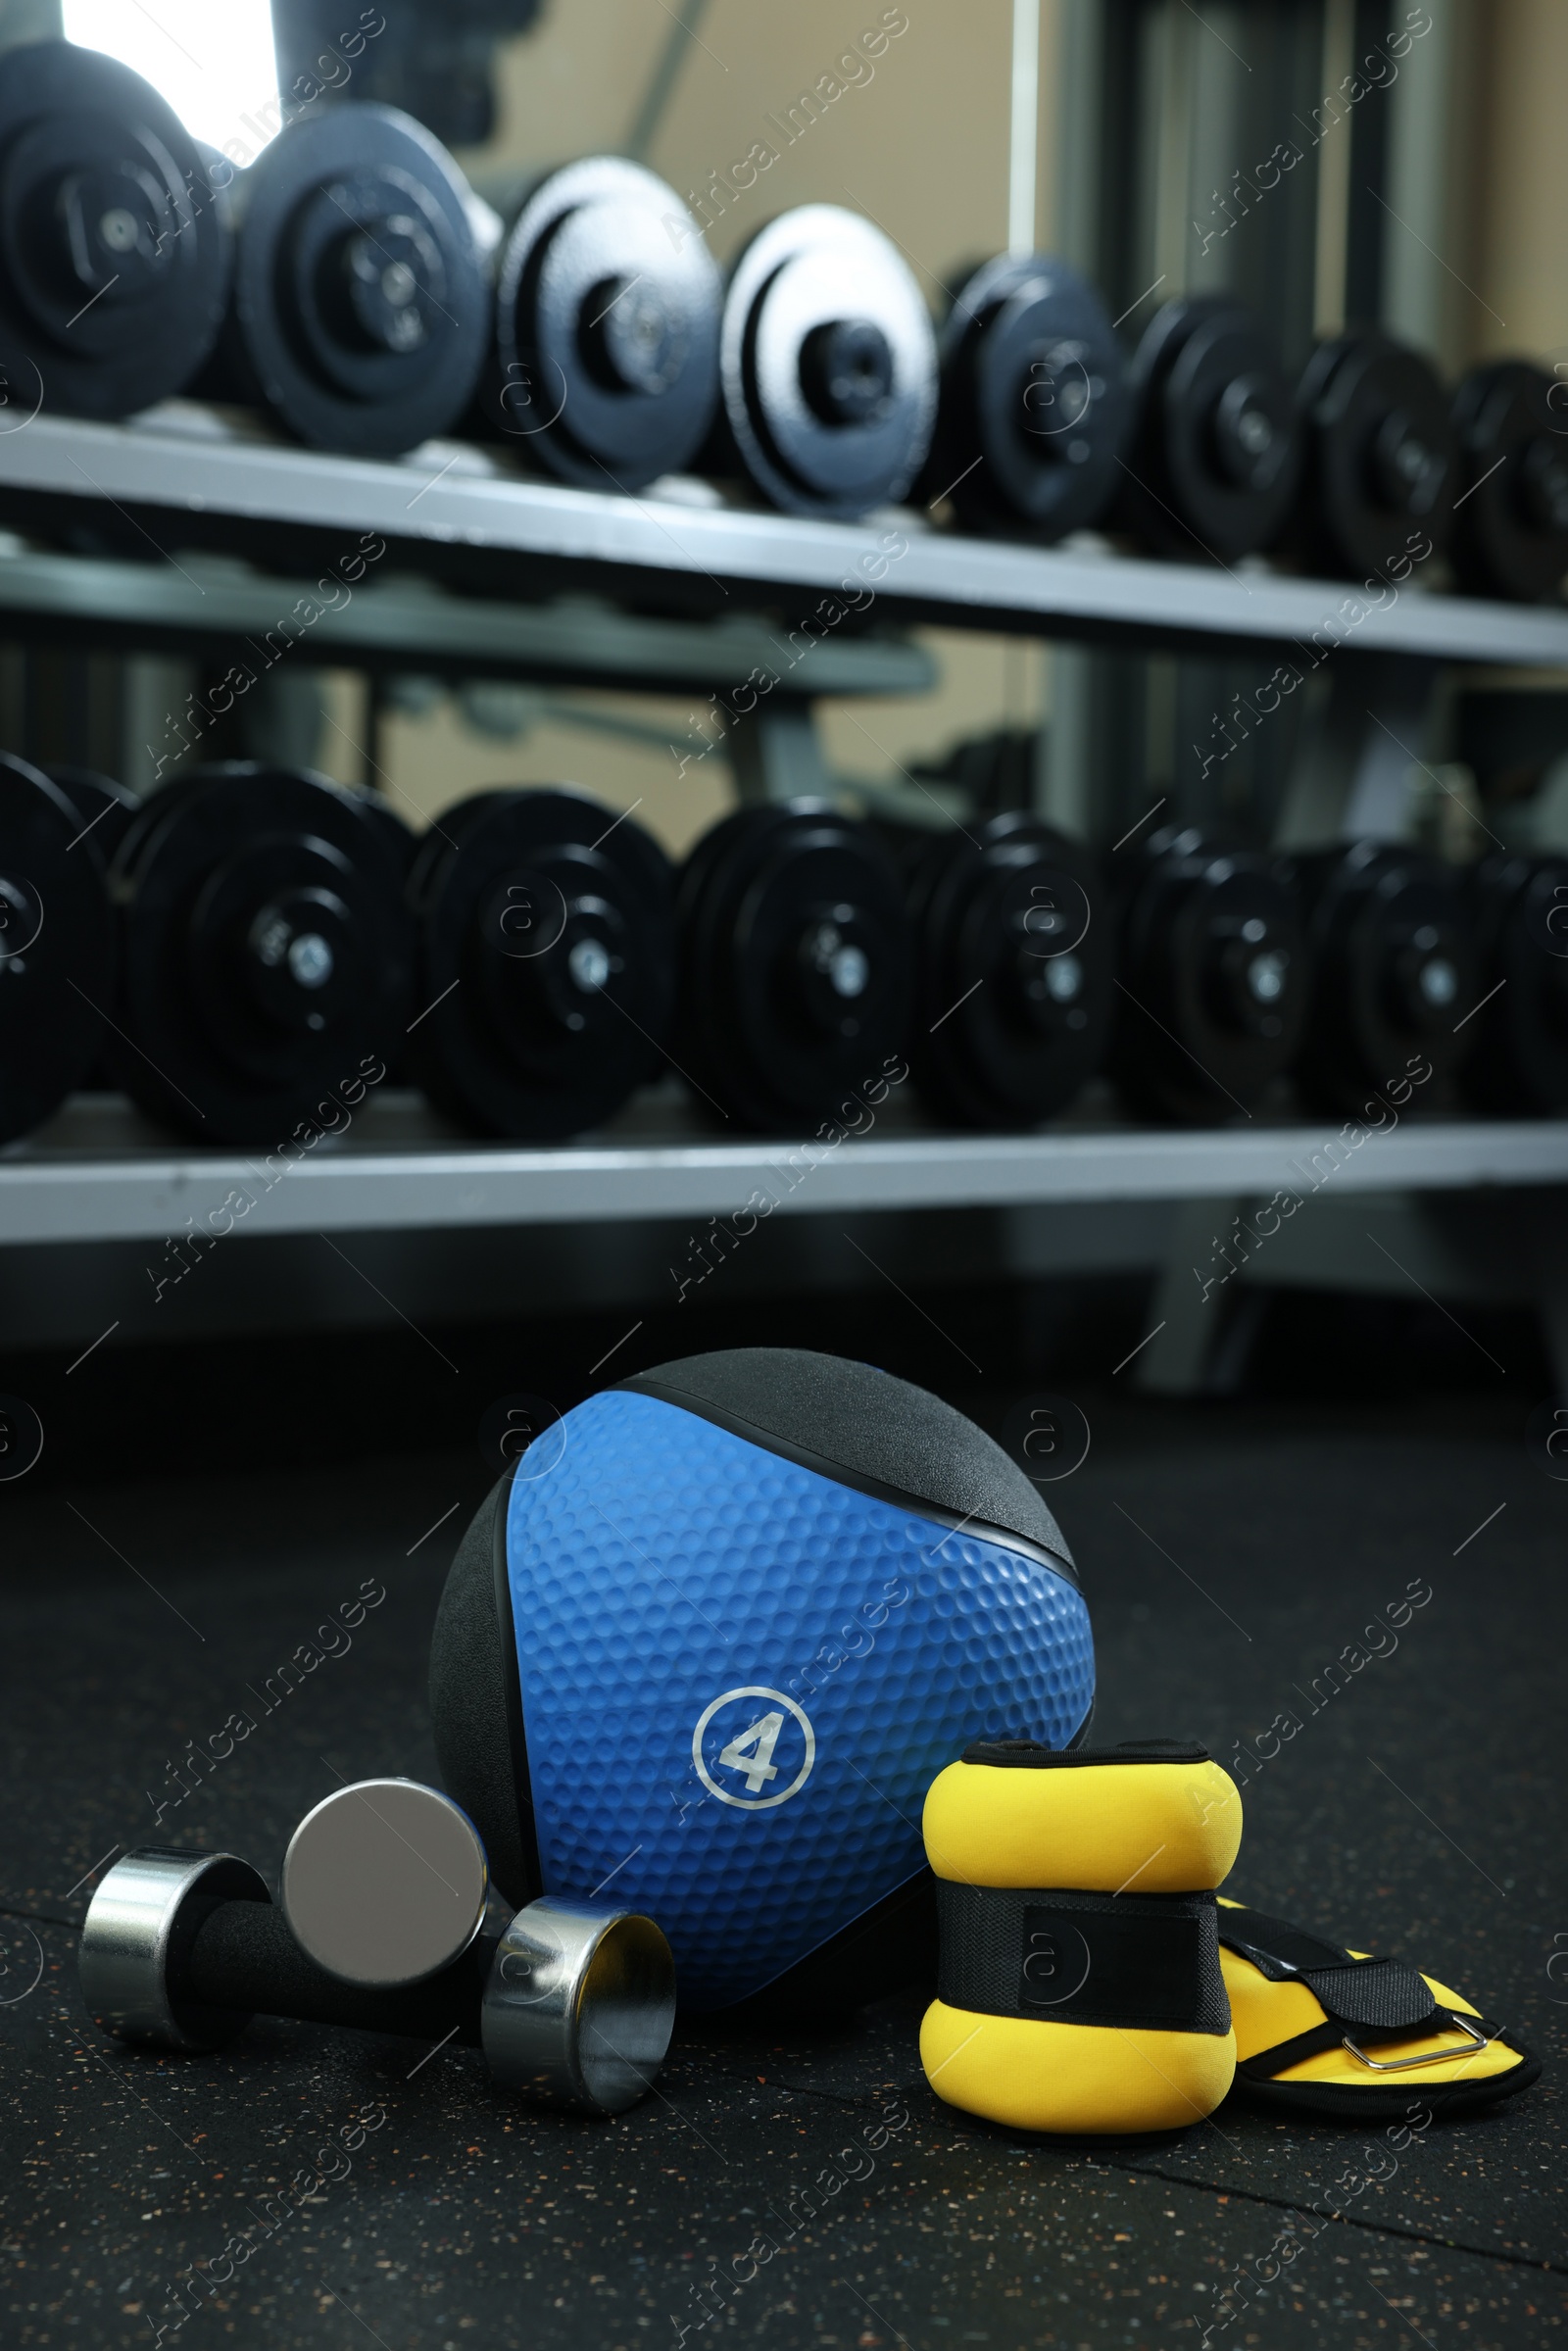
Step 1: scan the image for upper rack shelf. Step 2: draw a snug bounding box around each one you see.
[2,404,1567,666]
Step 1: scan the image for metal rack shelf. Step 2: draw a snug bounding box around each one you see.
[2,1092,1563,1249]
[0,541,936,697]
[2,405,1567,663]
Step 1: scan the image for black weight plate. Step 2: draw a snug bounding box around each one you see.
[490,157,720,491]
[1295,841,1475,1115]
[0,750,113,1143]
[226,104,488,454]
[0,40,231,419]
[342,786,418,1080]
[42,763,138,1094]
[346,786,418,885]
[717,206,936,518]
[1293,332,1457,577]
[678,801,912,1131]
[1456,853,1568,1113]
[925,253,1129,541]
[43,763,139,866]
[408,788,674,1141]
[109,762,414,1142]
[1450,362,1568,603]
[906,812,1111,1128]
[1111,825,1309,1124]
[1120,295,1300,561]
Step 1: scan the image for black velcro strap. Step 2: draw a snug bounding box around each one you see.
[1298,1958,1439,2032]
[1216,1906,1353,1977]
[1217,1909,1439,2033]
[936,1883,1230,2035]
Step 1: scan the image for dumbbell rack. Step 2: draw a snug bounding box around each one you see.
[2,402,1568,1382]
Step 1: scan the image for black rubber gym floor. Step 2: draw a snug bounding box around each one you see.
[3,1390,1564,2348]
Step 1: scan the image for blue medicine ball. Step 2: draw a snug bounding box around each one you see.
[429,1348,1094,2014]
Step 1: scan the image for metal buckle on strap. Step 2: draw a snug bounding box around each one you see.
[1342,2014,1490,2072]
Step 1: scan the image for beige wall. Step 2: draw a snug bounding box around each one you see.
[368,691,734,856]
[474,1,1034,277]
[1469,0,1568,369]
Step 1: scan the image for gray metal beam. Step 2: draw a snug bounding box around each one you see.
[2,408,1566,664]
[3,1093,1567,1249]
[0,546,936,699]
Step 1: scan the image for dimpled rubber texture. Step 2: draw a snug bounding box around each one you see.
[621,1346,1074,1571]
[505,1391,1094,2010]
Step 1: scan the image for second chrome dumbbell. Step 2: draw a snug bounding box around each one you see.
[78,1780,675,2117]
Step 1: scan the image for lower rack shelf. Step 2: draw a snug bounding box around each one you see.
[2,1088,1564,1249]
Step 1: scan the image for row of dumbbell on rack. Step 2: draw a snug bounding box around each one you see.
[4,752,1564,1151]
[3,40,1565,599]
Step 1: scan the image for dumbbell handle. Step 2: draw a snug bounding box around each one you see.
[81,1847,675,2116]
[184,1895,493,2046]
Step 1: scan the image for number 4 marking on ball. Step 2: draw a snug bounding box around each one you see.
[717,1711,783,1793]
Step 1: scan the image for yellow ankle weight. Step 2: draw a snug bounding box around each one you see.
[920,1739,1243,2136]
[1217,1899,1541,2123]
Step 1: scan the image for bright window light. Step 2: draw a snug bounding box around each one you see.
[63,0,281,164]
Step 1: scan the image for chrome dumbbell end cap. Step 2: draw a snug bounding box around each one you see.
[281,1778,490,1989]
[481,1896,676,2117]
[79,1848,270,2051]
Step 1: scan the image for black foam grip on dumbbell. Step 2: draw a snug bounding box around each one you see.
[184,1898,487,2045]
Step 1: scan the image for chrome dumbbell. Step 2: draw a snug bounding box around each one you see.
[79,1780,675,2117]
